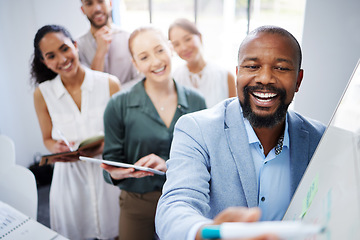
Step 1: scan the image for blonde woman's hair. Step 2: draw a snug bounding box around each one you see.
[128,25,167,57]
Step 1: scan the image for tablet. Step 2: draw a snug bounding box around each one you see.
[79,156,165,176]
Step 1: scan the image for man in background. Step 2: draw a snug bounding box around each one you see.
[78,0,139,89]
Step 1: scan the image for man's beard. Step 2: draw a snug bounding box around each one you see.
[240,85,290,128]
[88,11,110,29]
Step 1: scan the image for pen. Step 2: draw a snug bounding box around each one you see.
[201,221,325,239]
[56,129,74,151]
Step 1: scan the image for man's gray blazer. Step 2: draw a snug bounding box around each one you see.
[155,98,326,240]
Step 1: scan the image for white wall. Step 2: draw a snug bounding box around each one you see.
[0,0,88,167]
[294,0,360,125]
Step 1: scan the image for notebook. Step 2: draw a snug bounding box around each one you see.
[0,201,65,240]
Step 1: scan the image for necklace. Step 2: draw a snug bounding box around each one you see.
[189,71,203,88]
[275,134,284,155]
[160,106,165,111]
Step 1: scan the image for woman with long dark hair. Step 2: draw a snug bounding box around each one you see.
[31,24,121,240]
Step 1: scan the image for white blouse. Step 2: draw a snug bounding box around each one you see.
[173,62,229,107]
[39,68,120,240]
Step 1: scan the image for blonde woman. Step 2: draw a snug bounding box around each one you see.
[101,26,206,239]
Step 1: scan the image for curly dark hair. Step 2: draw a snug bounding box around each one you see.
[30,25,75,85]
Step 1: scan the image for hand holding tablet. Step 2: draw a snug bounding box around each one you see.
[79,156,165,176]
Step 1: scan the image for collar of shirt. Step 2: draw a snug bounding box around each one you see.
[126,78,190,112]
[53,67,93,99]
[242,110,290,157]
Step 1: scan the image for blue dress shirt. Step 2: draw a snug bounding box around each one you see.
[243,115,291,221]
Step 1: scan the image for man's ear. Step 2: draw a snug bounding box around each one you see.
[295,69,304,92]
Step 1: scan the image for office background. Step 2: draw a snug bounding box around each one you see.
[0,0,360,168]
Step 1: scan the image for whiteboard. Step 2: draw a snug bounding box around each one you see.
[283,60,360,239]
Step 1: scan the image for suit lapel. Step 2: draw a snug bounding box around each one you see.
[224,100,258,207]
[288,111,310,196]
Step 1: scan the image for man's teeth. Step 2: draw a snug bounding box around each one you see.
[253,92,277,99]
[153,67,165,73]
[63,62,72,70]
[257,98,271,102]
[94,13,104,19]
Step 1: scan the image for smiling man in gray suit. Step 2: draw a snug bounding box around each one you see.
[155,25,326,240]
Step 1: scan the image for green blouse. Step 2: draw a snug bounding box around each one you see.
[102,79,207,194]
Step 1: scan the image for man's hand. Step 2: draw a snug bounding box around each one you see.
[94,25,113,56]
[196,207,279,240]
[91,25,113,71]
[213,207,261,224]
